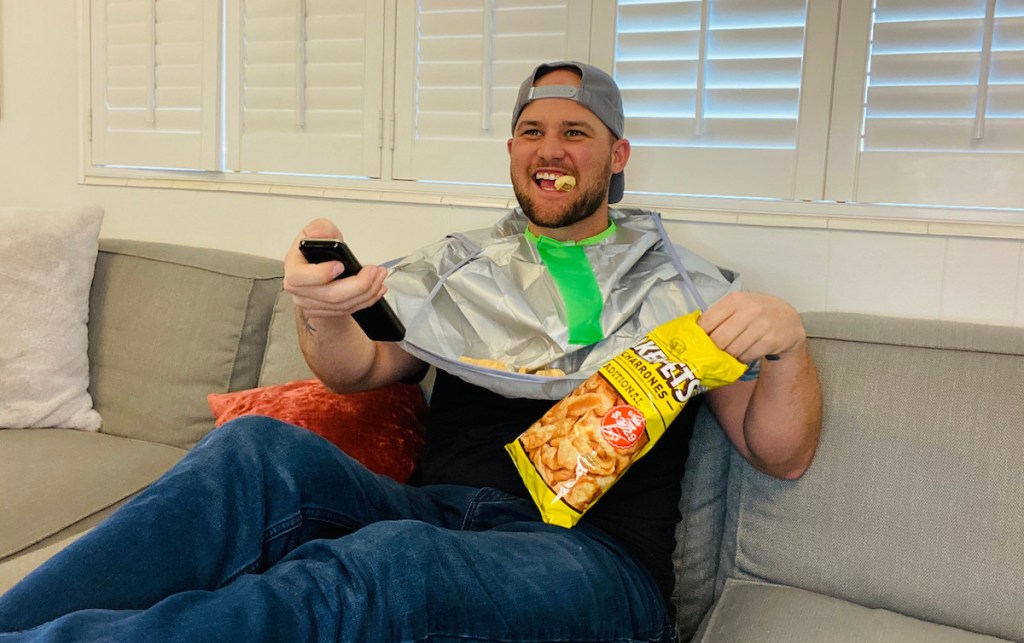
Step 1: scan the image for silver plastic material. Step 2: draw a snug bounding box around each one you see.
[384,208,740,400]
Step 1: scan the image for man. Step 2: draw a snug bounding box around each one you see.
[0,62,820,642]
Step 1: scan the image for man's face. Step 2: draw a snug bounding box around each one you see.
[508,69,628,234]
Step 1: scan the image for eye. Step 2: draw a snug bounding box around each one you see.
[565,129,587,138]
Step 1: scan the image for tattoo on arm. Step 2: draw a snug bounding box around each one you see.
[300,310,317,336]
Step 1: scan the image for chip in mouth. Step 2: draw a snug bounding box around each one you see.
[554,175,576,191]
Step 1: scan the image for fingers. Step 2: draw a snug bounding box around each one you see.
[284,218,387,318]
[295,218,343,247]
[699,292,805,363]
[290,265,388,318]
[284,218,344,274]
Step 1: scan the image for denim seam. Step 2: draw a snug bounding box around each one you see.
[215,514,305,587]
[264,513,303,540]
[459,489,513,531]
[298,506,363,532]
[415,627,674,643]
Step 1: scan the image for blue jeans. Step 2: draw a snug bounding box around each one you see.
[0,417,674,642]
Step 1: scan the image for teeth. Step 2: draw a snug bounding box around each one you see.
[534,171,563,181]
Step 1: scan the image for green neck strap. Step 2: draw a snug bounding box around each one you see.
[525,222,617,345]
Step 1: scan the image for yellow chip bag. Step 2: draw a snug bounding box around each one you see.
[505,310,748,527]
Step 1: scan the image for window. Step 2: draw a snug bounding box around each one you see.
[611,0,835,200]
[393,0,592,185]
[225,0,385,178]
[84,0,1024,219]
[828,0,1024,210]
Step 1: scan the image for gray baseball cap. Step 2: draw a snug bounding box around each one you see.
[511,61,626,204]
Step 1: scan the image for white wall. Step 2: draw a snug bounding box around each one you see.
[2,1,1023,326]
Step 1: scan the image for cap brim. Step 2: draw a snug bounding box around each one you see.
[609,171,624,204]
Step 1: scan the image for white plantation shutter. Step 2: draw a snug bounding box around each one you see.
[90,0,219,170]
[612,0,834,200]
[226,0,384,177]
[393,0,593,184]
[847,0,1024,209]
[84,0,1021,219]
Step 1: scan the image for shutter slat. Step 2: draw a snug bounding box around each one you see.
[868,85,981,117]
[618,1,701,33]
[872,19,985,54]
[992,50,1024,81]
[874,0,981,22]
[709,27,806,59]
[618,31,701,61]
[627,116,797,147]
[870,52,981,85]
[710,0,807,27]
[864,117,1024,151]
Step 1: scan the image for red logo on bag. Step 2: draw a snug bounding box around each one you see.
[600,406,646,450]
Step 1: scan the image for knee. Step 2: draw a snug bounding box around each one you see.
[195,416,320,463]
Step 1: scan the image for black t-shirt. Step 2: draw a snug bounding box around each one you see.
[410,369,699,601]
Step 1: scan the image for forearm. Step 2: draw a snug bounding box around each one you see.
[295,307,420,394]
[699,291,822,479]
[741,342,822,479]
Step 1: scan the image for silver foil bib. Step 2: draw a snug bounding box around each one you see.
[383,208,739,399]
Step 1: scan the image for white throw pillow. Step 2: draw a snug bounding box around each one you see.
[0,206,104,429]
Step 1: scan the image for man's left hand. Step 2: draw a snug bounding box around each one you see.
[698,292,806,364]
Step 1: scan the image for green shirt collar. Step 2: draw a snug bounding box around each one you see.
[524,220,617,248]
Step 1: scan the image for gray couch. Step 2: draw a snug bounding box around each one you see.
[2,240,1021,642]
[675,313,1023,641]
[0,239,312,594]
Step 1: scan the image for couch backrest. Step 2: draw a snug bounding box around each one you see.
[88,239,284,449]
[675,312,1024,641]
[257,291,317,386]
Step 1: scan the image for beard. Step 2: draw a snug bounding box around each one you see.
[513,161,612,230]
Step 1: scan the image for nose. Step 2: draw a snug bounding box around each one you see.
[537,132,566,163]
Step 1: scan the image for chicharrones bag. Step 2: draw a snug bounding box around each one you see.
[505,311,747,527]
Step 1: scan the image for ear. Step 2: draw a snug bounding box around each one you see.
[611,138,630,174]
[507,138,514,156]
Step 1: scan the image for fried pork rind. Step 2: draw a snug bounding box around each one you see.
[459,356,565,377]
[554,175,576,191]
[506,310,749,527]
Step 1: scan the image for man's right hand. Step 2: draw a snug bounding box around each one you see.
[283,218,389,320]
[283,219,424,394]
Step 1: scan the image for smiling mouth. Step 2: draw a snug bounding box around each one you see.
[534,171,575,192]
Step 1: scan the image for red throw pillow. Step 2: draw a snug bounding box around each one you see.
[207,379,427,483]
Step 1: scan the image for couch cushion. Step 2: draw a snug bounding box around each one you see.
[0,429,185,560]
[258,290,316,386]
[694,579,1009,642]
[0,499,126,594]
[716,313,1024,641]
[207,378,427,483]
[90,240,283,448]
[672,403,732,640]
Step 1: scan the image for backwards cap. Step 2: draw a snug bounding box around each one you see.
[511,61,626,204]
